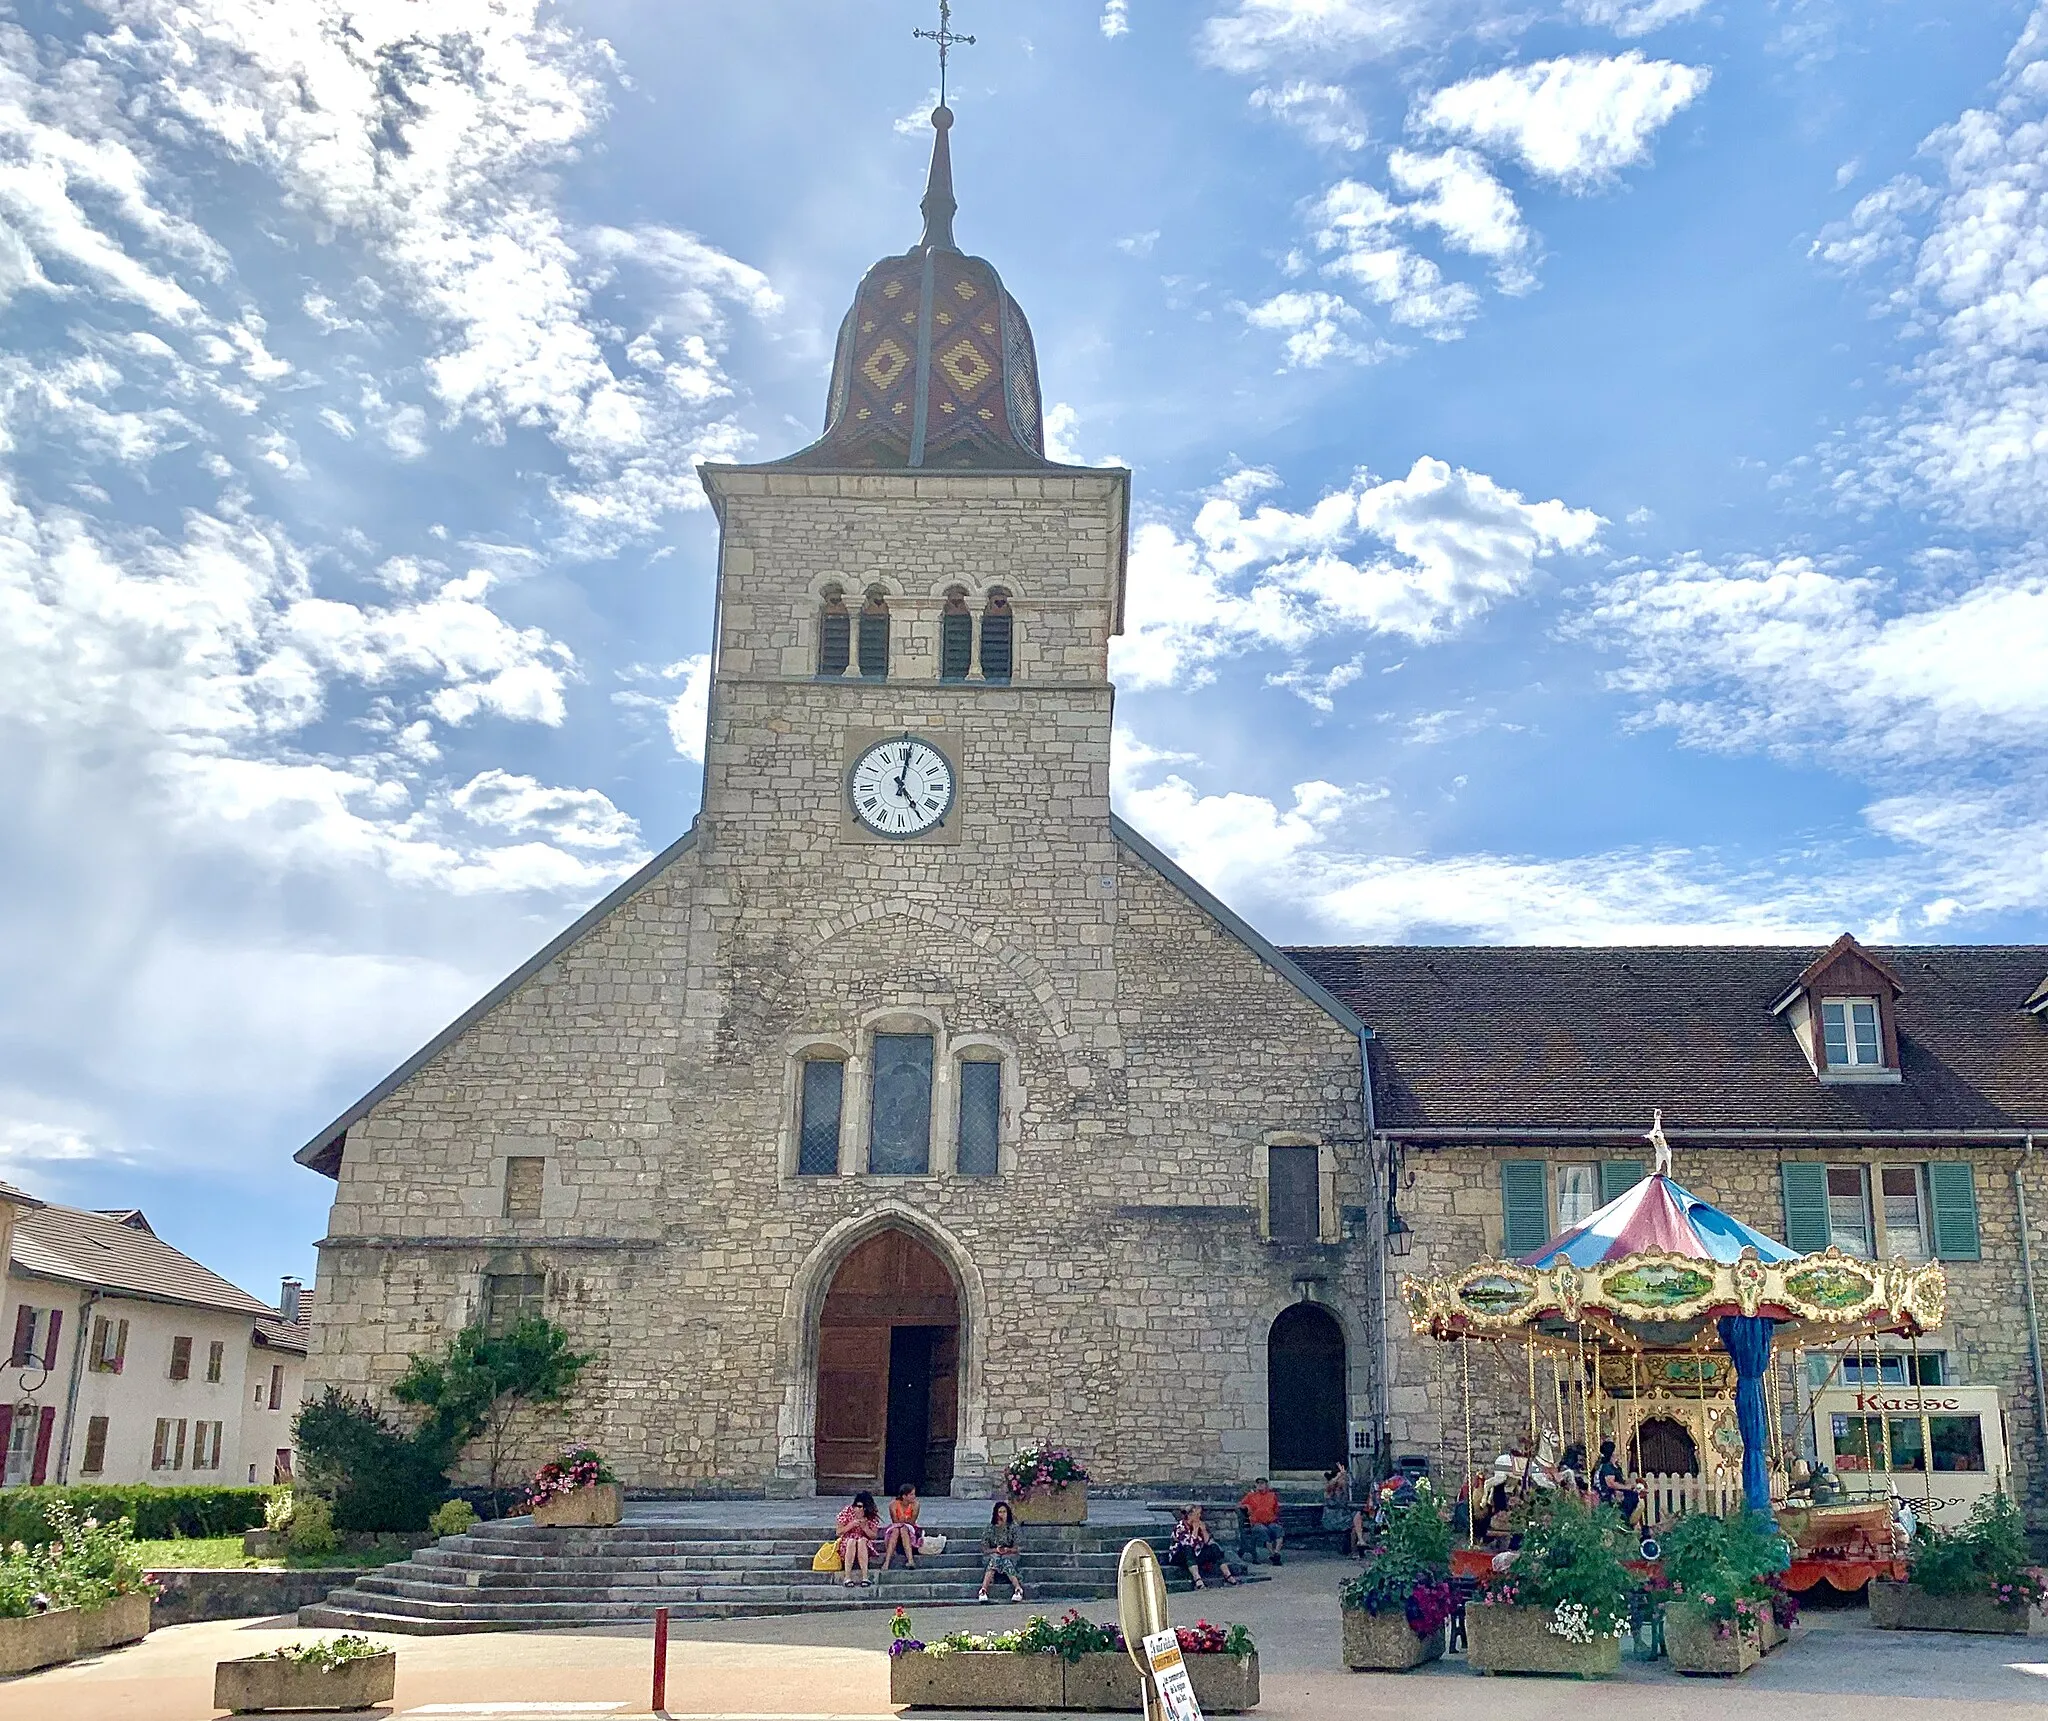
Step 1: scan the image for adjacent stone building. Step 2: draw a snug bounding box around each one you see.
[296,111,2048,1517]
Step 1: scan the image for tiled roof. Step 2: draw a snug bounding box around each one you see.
[1284,944,2048,1136]
[0,1180,41,1209]
[256,1288,314,1354]
[10,1203,276,1317]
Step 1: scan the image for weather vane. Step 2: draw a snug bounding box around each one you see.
[913,0,974,108]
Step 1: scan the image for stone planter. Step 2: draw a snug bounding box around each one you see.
[890,1649,1064,1709]
[1464,1603,1621,1678]
[1664,1603,1761,1677]
[242,1529,284,1557]
[530,1482,624,1529]
[1869,1579,2031,1635]
[1007,1482,1087,1525]
[213,1648,397,1713]
[1758,1613,1790,1653]
[1341,1607,1445,1671]
[76,1592,151,1654]
[0,1607,79,1676]
[1060,1651,1260,1711]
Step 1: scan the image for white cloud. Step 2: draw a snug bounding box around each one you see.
[1114,456,1601,687]
[1567,0,1711,37]
[1250,82,1370,150]
[450,769,641,851]
[1416,53,1712,190]
[1241,289,1396,367]
[1388,148,1533,287]
[1199,0,1450,74]
[1102,1,1132,38]
[662,655,711,762]
[1310,182,1483,337]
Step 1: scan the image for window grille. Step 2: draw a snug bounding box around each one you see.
[797,1058,845,1176]
[957,1061,1002,1177]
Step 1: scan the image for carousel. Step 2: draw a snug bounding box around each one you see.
[1401,1115,1948,1589]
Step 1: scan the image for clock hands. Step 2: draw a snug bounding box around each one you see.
[894,742,915,803]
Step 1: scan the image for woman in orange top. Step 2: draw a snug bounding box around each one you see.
[881,1483,924,1569]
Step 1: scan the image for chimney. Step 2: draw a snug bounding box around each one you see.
[280,1277,303,1323]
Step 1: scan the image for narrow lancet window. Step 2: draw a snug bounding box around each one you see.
[869,1032,934,1174]
[858,587,891,679]
[956,1060,1001,1177]
[939,587,973,681]
[797,1058,844,1176]
[817,585,851,677]
[979,588,1013,683]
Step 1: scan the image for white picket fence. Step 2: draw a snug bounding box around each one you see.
[1636,1471,1749,1527]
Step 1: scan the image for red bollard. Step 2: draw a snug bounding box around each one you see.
[652,1605,669,1714]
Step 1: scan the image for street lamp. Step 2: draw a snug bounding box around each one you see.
[1384,1206,1414,1258]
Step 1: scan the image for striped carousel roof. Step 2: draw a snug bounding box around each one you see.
[1519,1173,1800,1270]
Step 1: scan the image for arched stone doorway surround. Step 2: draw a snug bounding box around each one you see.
[1249,1290,1362,1477]
[774,1202,990,1497]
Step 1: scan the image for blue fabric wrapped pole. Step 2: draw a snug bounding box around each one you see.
[1717,1314,1776,1520]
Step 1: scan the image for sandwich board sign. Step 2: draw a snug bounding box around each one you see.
[1141,1628,1205,1721]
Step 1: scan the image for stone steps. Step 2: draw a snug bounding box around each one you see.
[299,1515,1187,1636]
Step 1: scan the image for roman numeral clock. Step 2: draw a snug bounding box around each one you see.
[847,734,957,840]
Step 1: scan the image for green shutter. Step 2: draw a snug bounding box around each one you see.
[1782,1162,1831,1254]
[1927,1162,1982,1261]
[1601,1160,1646,1204]
[1501,1161,1551,1257]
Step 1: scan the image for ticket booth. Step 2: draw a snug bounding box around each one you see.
[1812,1384,2007,1529]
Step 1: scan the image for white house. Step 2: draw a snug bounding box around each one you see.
[2,1197,308,1488]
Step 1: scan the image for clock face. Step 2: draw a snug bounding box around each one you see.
[849,736,955,838]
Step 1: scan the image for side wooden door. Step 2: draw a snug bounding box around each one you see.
[815,1324,888,1493]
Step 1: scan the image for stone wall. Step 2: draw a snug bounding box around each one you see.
[1386,1145,2047,1518]
[309,469,1372,1496]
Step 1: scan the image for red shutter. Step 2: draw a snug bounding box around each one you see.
[41,1310,62,1372]
[8,1305,31,1368]
[0,1404,12,1472]
[29,1406,54,1484]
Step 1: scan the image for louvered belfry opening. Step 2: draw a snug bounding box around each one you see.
[817,584,851,676]
[978,588,1013,682]
[939,587,973,681]
[857,587,891,679]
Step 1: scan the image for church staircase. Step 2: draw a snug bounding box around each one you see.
[299,1515,1205,1636]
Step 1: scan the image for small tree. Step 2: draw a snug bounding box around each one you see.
[294,1388,447,1533]
[392,1315,593,1500]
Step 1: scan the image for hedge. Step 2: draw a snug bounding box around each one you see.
[0,1484,281,1546]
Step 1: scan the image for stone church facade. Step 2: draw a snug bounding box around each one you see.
[297,111,1380,1497]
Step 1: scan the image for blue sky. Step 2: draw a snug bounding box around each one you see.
[2,0,2045,1300]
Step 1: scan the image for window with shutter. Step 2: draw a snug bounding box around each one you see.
[169,1335,193,1381]
[978,591,1013,683]
[1601,1160,1646,1204]
[939,591,973,680]
[207,1340,225,1383]
[868,1033,933,1175]
[817,586,851,676]
[857,588,890,679]
[1268,1145,1320,1243]
[1555,1164,1599,1229]
[41,1311,61,1373]
[81,1416,108,1476]
[1781,1162,1832,1253]
[502,1155,545,1218]
[7,1305,32,1368]
[114,1318,128,1374]
[269,1363,285,1411]
[1927,1162,1982,1260]
[956,1060,1001,1177]
[171,1418,187,1469]
[482,1275,546,1339]
[151,1419,170,1470]
[797,1058,845,1176]
[1500,1162,1550,1256]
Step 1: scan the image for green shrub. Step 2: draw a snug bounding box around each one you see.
[0,1485,276,1547]
[1907,1493,2048,1607]
[427,1499,478,1538]
[285,1494,339,1556]
[1474,1491,1635,1642]
[260,1633,386,1670]
[0,1546,43,1620]
[1661,1508,1787,1634]
[294,1389,445,1533]
[37,1500,152,1608]
[263,1492,296,1535]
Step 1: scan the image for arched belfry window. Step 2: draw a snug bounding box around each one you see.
[979,589,1013,684]
[858,587,891,680]
[817,585,850,677]
[939,588,972,682]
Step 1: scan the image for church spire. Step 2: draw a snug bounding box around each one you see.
[917,107,958,254]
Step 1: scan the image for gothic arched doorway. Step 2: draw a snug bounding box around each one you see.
[1267,1302,1347,1473]
[815,1228,960,1496]
[1632,1416,1699,1477]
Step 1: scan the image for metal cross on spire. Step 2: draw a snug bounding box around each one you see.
[913,0,974,108]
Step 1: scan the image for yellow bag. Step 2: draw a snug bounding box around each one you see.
[813,1539,843,1573]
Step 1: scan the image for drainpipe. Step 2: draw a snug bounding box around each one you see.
[2015,1136,2048,1490]
[55,1288,102,1485]
[1359,1028,1390,1481]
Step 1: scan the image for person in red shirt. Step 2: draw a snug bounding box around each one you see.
[1238,1477,1284,1566]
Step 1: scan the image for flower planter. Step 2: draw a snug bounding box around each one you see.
[1664,1603,1761,1677]
[213,1648,397,1713]
[0,1608,79,1676]
[1008,1482,1087,1525]
[1869,1579,2031,1636]
[1464,1604,1621,1678]
[530,1482,624,1528]
[1060,1650,1259,1711]
[76,1592,152,1654]
[890,1649,1065,1709]
[1758,1613,1790,1653]
[1341,1608,1445,1671]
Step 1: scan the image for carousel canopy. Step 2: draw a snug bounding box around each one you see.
[1522,1173,1799,1270]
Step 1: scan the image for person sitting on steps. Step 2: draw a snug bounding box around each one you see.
[881,1483,923,1571]
[1238,1476,1285,1566]
[977,1500,1025,1603]
[1166,1505,1239,1589]
[835,1491,882,1587]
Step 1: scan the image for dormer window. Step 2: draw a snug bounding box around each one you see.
[1821,998,1882,1069]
